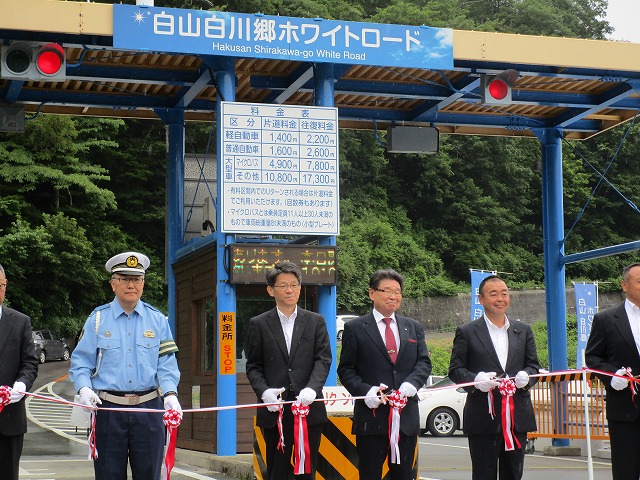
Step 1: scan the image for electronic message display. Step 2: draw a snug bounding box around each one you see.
[229,244,337,285]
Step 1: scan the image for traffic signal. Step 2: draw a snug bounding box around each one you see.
[480,69,518,105]
[1,41,66,81]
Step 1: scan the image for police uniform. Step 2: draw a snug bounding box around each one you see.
[69,252,180,480]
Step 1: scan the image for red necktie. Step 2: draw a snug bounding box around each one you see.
[383,317,397,363]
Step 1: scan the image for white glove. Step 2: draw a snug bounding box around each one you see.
[474,371,500,393]
[515,371,529,389]
[262,387,286,412]
[364,386,382,409]
[611,368,630,391]
[398,382,417,398]
[297,387,316,406]
[78,386,102,412]
[164,394,182,412]
[9,381,26,404]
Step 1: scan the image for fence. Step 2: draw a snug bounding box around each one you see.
[528,371,608,442]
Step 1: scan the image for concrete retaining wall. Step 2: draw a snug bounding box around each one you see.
[400,289,624,331]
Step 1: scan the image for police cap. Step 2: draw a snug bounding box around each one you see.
[105,252,150,276]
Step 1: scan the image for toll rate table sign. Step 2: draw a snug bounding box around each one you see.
[220,102,339,235]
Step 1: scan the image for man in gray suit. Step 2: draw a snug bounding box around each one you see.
[338,268,431,480]
[0,263,39,480]
[246,261,331,480]
[449,274,539,480]
[586,262,640,480]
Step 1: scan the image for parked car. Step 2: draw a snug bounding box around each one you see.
[336,314,358,341]
[418,375,467,437]
[32,329,70,364]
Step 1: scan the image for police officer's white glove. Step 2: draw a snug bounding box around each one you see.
[398,382,417,398]
[611,368,630,391]
[474,372,500,393]
[515,371,530,389]
[164,394,182,413]
[78,387,102,412]
[364,386,382,409]
[297,387,316,406]
[262,387,286,412]
[9,381,26,404]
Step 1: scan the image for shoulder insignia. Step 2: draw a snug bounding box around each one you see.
[143,301,162,314]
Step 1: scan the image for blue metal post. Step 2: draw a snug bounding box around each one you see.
[162,109,184,336]
[215,57,237,455]
[314,62,338,386]
[535,127,569,447]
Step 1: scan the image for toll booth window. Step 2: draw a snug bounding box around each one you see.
[199,297,215,372]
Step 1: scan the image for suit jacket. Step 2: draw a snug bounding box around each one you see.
[585,303,640,422]
[246,307,332,428]
[0,307,39,436]
[337,312,431,436]
[448,318,539,435]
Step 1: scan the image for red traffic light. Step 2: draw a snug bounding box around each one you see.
[36,43,65,76]
[481,69,519,105]
[488,78,510,101]
[1,41,66,81]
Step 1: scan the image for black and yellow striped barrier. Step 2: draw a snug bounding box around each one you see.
[254,416,419,479]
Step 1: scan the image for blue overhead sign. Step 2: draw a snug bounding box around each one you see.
[113,5,453,70]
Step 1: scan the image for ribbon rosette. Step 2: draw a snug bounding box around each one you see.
[387,390,408,464]
[291,401,311,475]
[162,409,183,480]
[0,385,11,413]
[498,378,520,451]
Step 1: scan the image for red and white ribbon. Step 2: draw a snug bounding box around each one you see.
[276,404,285,453]
[0,385,11,414]
[291,401,311,475]
[88,411,98,460]
[161,409,183,480]
[387,390,407,464]
[487,388,496,419]
[622,367,638,405]
[498,378,520,451]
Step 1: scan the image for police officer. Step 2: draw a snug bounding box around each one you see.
[69,252,181,480]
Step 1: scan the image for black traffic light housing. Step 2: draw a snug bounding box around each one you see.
[480,69,518,105]
[1,41,66,81]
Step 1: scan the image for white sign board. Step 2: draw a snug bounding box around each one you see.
[322,386,354,414]
[220,102,339,235]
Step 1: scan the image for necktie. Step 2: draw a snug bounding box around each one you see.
[383,317,397,363]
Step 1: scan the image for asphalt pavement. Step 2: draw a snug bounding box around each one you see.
[23,361,613,480]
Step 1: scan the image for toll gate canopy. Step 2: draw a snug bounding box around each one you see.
[2,0,640,139]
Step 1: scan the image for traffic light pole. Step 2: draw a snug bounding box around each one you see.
[534,127,570,448]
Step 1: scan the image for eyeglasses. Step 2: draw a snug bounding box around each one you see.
[112,277,144,285]
[272,283,301,291]
[375,288,403,297]
[0,283,7,289]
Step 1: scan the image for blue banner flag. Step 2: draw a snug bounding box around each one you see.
[113,5,453,70]
[470,270,495,321]
[574,282,598,369]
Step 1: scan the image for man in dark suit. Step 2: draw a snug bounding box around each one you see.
[0,263,39,480]
[246,261,332,480]
[338,268,431,480]
[449,275,539,480]
[586,262,640,480]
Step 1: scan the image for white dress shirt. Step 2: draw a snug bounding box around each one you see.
[625,299,640,356]
[484,314,510,370]
[373,308,400,355]
[277,306,298,353]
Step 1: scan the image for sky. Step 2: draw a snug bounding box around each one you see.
[605,0,640,43]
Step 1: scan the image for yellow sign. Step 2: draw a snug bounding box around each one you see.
[219,312,236,375]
